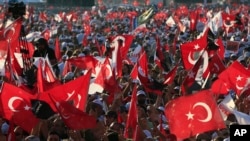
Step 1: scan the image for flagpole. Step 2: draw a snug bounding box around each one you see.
[201,72,210,89]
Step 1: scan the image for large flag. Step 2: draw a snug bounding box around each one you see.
[0,82,39,133]
[218,61,250,95]
[39,69,92,112]
[180,35,207,70]
[165,90,226,139]
[50,95,97,130]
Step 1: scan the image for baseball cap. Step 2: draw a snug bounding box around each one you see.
[137,90,146,96]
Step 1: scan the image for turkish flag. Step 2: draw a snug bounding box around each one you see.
[165,90,226,139]
[189,10,198,32]
[39,69,92,112]
[211,78,230,95]
[180,35,207,70]
[181,56,203,95]
[0,82,39,133]
[208,53,226,75]
[124,85,138,138]
[138,52,163,95]
[41,29,50,41]
[110,35,134,77]
[89,57,114,94]
[218,61,250,95]
[67,56,98,74]
[164,65,178,85]
[3,18,22,41]
[50,95,97,130]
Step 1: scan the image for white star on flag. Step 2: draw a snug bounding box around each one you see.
[188,71,195,78]
[186,111,194,120]
[236,75,243,81]
[24,105,30,111]
[194,44,200,50]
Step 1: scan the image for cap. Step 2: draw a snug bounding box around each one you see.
[137,90,146,96]
[25,135,40,141]
[92,98,103,107]
[63,72,74,80]
[105,110,118,119]
[174,86,180,90]
[157,106,165,112]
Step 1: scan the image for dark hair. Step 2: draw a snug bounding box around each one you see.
[48,131,60,139]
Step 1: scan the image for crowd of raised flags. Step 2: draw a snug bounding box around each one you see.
[0,0,250,141]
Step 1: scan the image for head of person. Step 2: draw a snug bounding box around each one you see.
[137,90,147,106]
[47,131,60,141]
[49,118,68,139]
[104,111,118,126]
[14,126,28,141]
[25,135,40,141]
[34,38,49,51]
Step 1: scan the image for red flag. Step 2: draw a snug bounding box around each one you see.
[39,11,47,22]
[0,82,39,133]
[3,18,22,41]
[218,61,250,95]
[208,53,226,75]
[62,60,71,77]
[89,57,113,94]
[164,65,178,85]
[124,85,138,138]
[37,59,44,93]
[130,63,138,81]
[44,57,57,83]
[54,37,61,61]
[50,95,97,130]
[41,29,50,41]
[211,79,230,95]
[189,10,198,31]
[39,69,92,112]
[180,35,207,70]
[165,90,226,139]
[110,35,134,77]
[67,56,98,73]
[138,52,163,95]
[181,55,203,95]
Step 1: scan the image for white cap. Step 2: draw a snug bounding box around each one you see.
[143,130,153,139]
[157,106,165,112]
[92,98,103,107]
[137,90,146,96]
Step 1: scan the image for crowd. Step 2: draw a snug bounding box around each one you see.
[0,0,250,141]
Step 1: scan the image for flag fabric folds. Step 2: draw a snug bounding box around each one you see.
[165,90,226,139]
